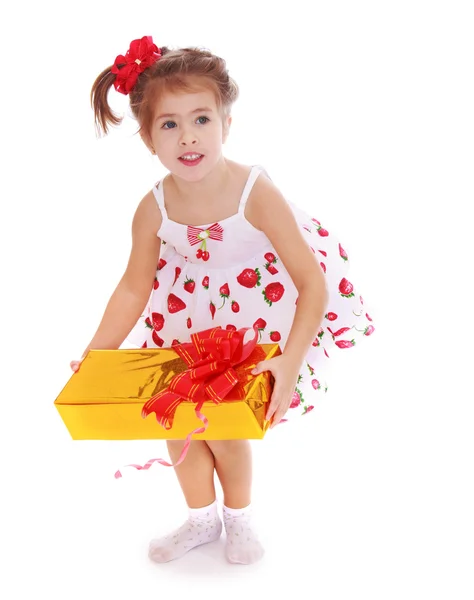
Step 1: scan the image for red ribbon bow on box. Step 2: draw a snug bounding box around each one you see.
[114,325,259,478]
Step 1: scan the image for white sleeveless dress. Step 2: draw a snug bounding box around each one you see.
[126,165,374,423]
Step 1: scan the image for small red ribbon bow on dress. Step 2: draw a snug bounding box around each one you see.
[187,223,224,261]
[112,36,162,95]
[187,223,224,246]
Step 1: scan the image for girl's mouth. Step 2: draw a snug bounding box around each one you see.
[178,154,204,166]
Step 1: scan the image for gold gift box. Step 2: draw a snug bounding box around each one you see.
[54,344,281,440]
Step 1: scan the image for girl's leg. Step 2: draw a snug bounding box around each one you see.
[205,440,252,508]
[166,439,216,508]
[206,440,264,565]
[148,440,222,563]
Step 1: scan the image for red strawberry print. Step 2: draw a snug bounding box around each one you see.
[158,258,167,270]
[326,312,338,321]
[320,262,326,273]
[262,282,285,306]
[311,379,320,390]
[153,277,159,290]
[202,276,209,289]
[339,278,355,298]
[173,267,181,285]
[264,252,276,263]
[339,243,348,261]
[183,277,195,294]
[237,268,261,288]
[335,339,356,349]
[218,283,230,308]
[270,331,281,342]
[290,390,302,408]
[152,312,164,331]
[355,325,375,336]
[266,263,278,275]
[312,218,328,235]
[318,250,327,257]
[210,302,216,320]
[307,363,315,375]
[303,405,314,414]
[366,313,373,322]
[331,326,351,338]
[231,301,240,313]
[312,337,320,347]
[187,317,192,329]
[167,293,186,314]
[254,318,266,341]
[152,330,164,347]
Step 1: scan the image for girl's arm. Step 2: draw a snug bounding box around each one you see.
[247,174,329,369]
[79,191,162,358]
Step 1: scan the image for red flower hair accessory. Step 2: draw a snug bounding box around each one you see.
[111,36,162,95]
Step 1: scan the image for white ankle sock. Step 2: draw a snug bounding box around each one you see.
[223,503,265,565]
[148,499,222,563]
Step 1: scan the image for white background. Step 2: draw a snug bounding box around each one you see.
[1,1,473,598]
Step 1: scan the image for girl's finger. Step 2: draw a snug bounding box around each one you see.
[270,410,285,429]
[266,389,281,422]
[266,402,275,422]
[252,361,268,375]
[270,395,292,428]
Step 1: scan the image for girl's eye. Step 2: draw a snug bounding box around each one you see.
[161,116,209,130]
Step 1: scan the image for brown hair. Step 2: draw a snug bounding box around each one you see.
[90,46,239,141]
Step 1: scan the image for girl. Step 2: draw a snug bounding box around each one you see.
[70,36,374,565]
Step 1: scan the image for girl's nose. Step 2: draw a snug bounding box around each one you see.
[179,129,198,146]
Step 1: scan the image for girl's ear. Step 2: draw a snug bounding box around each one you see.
[140,131,155,155]
[222,115,232,143]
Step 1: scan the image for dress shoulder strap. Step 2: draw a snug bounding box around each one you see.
[152,178,168,219]
[238,164,271,213]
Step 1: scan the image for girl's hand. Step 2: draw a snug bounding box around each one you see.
[70,359,84,373]
[251,355,301,428]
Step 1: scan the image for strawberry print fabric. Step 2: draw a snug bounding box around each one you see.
[126,165,374,422]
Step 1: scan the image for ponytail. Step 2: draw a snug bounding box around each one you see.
[90,66,123,137]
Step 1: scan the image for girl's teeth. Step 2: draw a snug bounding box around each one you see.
[181,154,201,160]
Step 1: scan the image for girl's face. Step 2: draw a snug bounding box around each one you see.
[148,85,231,181]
